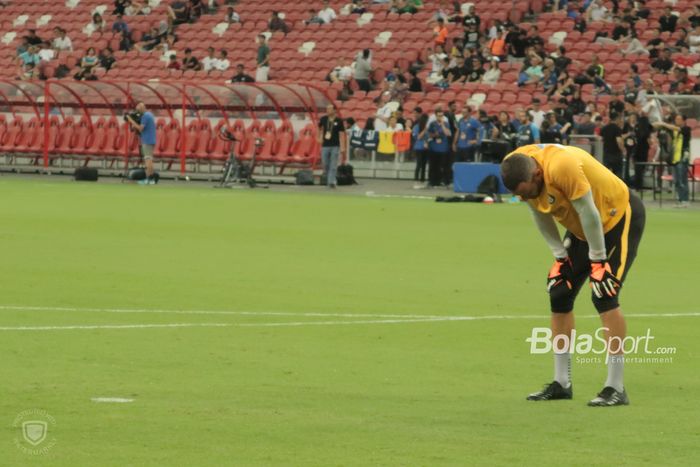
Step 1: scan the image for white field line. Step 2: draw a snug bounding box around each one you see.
[1,305,700,321]
[91,397,134,403]
[0,305,699,332]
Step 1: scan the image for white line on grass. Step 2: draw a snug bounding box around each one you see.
[0,323,232,331]
[1,305,700,322]
[91,397,134,403]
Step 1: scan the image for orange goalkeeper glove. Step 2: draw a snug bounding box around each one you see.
[590,261,621,299]
[547,257,573,293]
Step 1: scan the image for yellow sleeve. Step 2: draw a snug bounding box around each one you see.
[548,154,591,201]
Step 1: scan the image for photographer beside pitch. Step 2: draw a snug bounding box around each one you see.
[501,144,645,407]
[125,102,157,185]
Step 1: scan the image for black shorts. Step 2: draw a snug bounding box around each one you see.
[550,192,646,313]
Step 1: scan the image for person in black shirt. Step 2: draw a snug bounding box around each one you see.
[527,25,544,48]
[461,5,480,29]
[674,28,689,52]
[658,6,677,33]
[182,48,201,71]
[318,105,346,188]
[621,113,638,185]
[230,64,254,82]
[553,46,571,73]
[600,112,625,178]
[646,28,663,59]
[611,16,629,40]
[651,49,674,74]
[99,48,116,71]
[631,112,652,189]
[508,28,528,60]
[408,70,422,92]
[689,5,700,28]
[25,30,43,46]
[466,57,484,82]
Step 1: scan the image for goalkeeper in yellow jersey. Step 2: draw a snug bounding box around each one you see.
[501,144,646,407]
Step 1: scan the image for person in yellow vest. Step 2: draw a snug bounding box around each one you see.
[377,115,400,156]
[500,144,646,406]
[652,114,691,208]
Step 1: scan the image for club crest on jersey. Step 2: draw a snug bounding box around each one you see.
[548,194,555,204]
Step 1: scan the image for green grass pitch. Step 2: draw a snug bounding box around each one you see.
[0,178,698,466]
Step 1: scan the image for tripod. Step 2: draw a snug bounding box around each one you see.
[216,126,264,189]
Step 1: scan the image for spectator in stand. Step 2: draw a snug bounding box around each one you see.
[688,5,700,29]
[354,49,372,92]
[201,46,217,71]
[463,23,480,49]
[303,8,325,25]
[114,0,128,15]
[669,66,691,94]
[52,28,73,53]
[427,106,451,187]
[408,70,423,92]
[189,0,204,20]
[256,34,271,82]
[527,25,544,49]
[652,114,691,207]
[38,41,55,63]
[517,54,544,86]
[549,70,575,99]
[18,62,36,81]
[99,47,116,71]
[433,18,449,47]
[74,47,99,80]
[461,4,480,28]
[689,24,700,53]
[16,37,29,57]
[231,64,255,82]
[182,48,201,71]
[412,112,429,183]
[575,111,597,135]
[586,0,610,22]
[26,29,44,46]
[318,0,338,24]
[215,49,230,71]
[528,98,546,129]
[167,54,181,70]
[600,111,625,178]
[482,57,501,84]
[466,57,485,82]
[386,65,406,85]
[568,85,586,115]
[137,27,162,52]
[168,0,190,26]
[488,28,507,60]
[651,48,674,74]
[225,6,241,24]
[345,0,368,15]
[17,45,40,72]
[646,28,664,59]
[454,106,480,162]
[90,13,107,33]
[658,6,677,33]
[327,58,354,83]
[112,14,130,34]
[268,11,290,34]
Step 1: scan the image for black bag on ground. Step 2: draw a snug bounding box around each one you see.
[74,167,98,181]
[126,168,160,183]
[336,164,357,185]
[295,169,314,185]
[477,174,500,195]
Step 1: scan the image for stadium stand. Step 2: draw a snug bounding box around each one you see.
[0,0,698,175]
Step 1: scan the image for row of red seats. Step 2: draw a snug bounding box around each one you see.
[0,115,319,166]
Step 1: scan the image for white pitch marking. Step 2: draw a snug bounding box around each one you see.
[1,305,700,321]
[91,397,134,403]
[0,323,231,331]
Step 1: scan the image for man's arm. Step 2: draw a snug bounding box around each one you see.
[126,115,144,133]
[529,205,568,258]
[570,191,606,261]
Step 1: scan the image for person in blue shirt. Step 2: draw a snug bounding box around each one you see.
[453,106,481,162]
[112,14,130,34]
[515,112,541,147]
[127,102,157,184]
[427,107,451,187]
[412,113,429,182]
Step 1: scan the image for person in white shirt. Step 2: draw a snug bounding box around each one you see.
[689,24,700,53]
[52,27,73,52]
[482,56,501,84]
[215,49,230,71]
[201,47,217,72]
[528,98,547,128]
[428,45,447,78]
[586,0,609,22]
[225,6,241,24]
[38,41,55,61]
[318,0,337,24]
